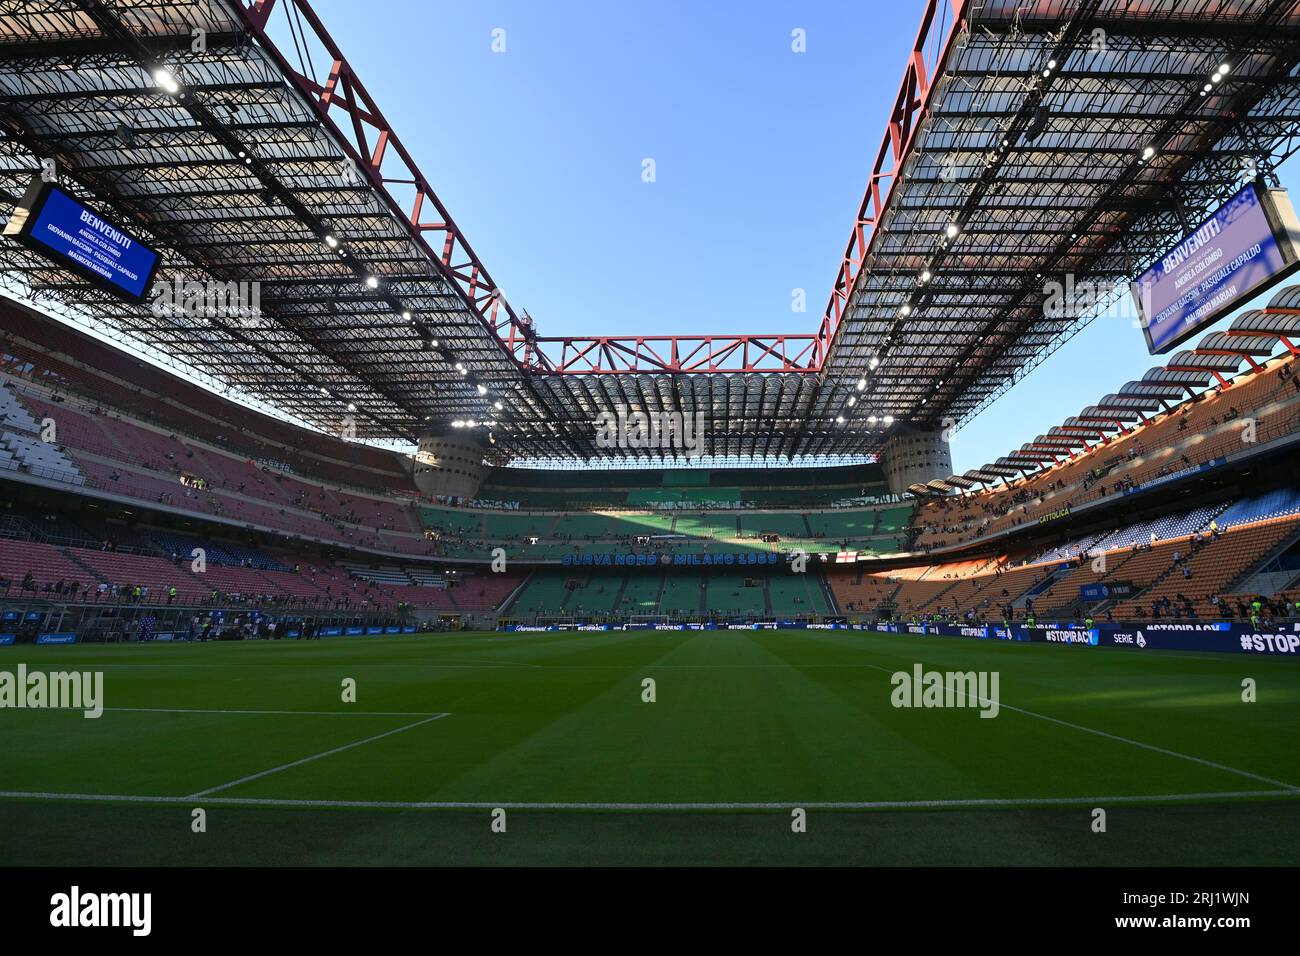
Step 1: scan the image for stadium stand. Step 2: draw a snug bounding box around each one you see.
[0,305,416,494]
[910,353,1300,551]
[4,292,1300,634]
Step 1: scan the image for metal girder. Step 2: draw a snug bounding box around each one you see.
[239,0,547,371]
[2,0,1300,466]
[537,334,822,375]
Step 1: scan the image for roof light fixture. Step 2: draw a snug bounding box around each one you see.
[153,67,180,94]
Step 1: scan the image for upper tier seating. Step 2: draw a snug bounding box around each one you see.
[0,301,415,494]
[419,497,913,565]
[1,431,84,484]
[911,354,1300,551]
[0,383,39,433]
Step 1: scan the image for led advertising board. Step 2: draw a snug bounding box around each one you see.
[1131,182,1300,354]
[3,176,162,303]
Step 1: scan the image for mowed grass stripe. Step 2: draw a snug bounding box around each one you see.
[189,714,449,797]
[199,632,699,802]
[164,631,1289,805]
[407,632,869,804]
[709,632,1286,802]
[777,629,1300,790]
[0,709,427,797]
[3,631,1297,809]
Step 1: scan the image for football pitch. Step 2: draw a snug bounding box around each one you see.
[1,629,1298,866]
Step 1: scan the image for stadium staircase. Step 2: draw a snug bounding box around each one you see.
[819,575,840,614]
[496,574,533,616]
[1219,522,1300,596]
[935,557,1017,614]
[499,570,546,617]
[1101,532,1215,614]
[86,412,126,453]
[918,578,962,611]
[1227,524,1300,596]
[497,574,523,616]
[59,548,109,585]
[608,574,632,613]
[1012,566,1069,610]
[1037,550,1140,618]
[557,576,580,612]
[914,556,1000,613]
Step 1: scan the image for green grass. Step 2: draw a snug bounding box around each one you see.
[1,629,1298,866]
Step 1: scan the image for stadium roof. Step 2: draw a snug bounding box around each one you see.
[949,279,1300,488]
[1,0,1300,463]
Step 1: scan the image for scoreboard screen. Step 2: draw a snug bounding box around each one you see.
[1132,182,1300,354]
[4,176,161,303]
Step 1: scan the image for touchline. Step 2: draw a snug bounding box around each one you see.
[0,664,103,718]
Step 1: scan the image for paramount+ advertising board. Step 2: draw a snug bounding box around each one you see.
[1131,182,1300,354]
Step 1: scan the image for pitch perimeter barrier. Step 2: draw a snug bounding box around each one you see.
[501,620,1300,655]
[875,621,1300,655]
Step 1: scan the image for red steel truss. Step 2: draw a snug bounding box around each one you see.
[239,0,550,371]
[239,0,967,375]
[544,334,823,375]
[4,0,1300,459]
[534,0,967,374]
[811,0,967,368]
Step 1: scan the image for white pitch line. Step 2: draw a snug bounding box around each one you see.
[187,713,449,798]
[418,657,543,668]
[993,701,1300,791]
[104,707,450,718]
[0,789,1295,811]
[46,661,541,669]
[854,660,1300,792]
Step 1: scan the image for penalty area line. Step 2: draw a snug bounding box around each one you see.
[0,789,1297,812]
[854,661,1300,793]
[186,713,449,798]
[103,707,451,718]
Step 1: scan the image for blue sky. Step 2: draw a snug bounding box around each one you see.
[309,0,1296,472]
